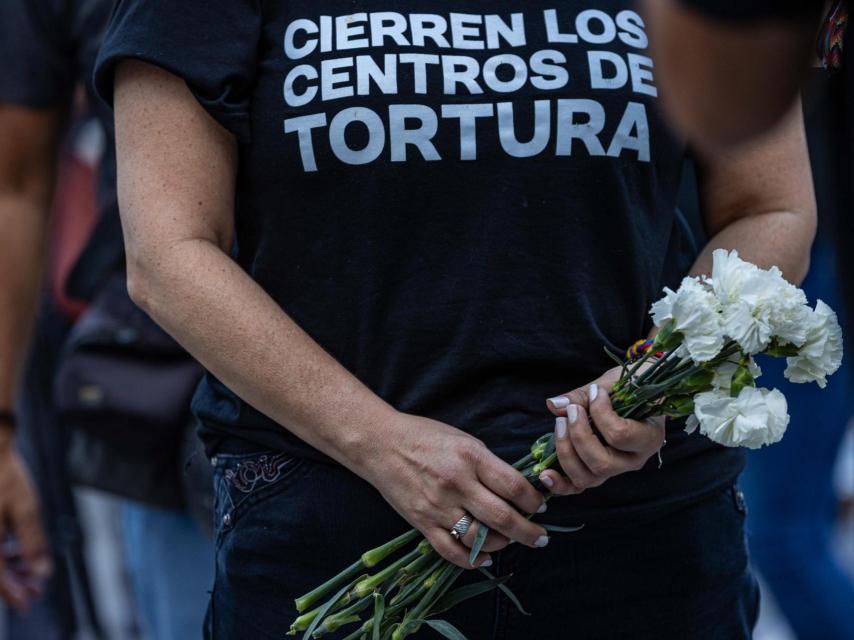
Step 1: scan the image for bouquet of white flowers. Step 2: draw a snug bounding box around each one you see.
[289,250,843,640]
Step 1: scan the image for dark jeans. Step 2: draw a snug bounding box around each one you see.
[206,452,759,640]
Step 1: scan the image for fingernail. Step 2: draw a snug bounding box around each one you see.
[589,384,598,402]
[535,536,550,548]
[548,396,570,409]
[481,558,493,567]
[555,417,567,439]
[568,404,578,424]
[539,473,555,489]
[537,502,548,514]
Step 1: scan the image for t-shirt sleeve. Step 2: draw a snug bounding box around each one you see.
[93,0,261,143]
[676,0,823,23]
[0,0,74,108]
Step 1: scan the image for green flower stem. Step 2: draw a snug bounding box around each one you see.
[388,557,444,611]
[386,585,427,619]
[388,578,424,609]
[417,539,432,555]
[316,596,374,636]
[399,550,435,578]
[402,565,455,627]
[625,345,656,380]
[354,549,422,599]
[418,565,466,618]
[290,583,367,635]
[361,529,421,568]
[296,559,367,613]
[315,615,361,637]
[531,451,558,476]
[512,453,535,470]
[633,346,681,386]
[393,565,464,640]
[635,350,674,383]
[290,609,321,633]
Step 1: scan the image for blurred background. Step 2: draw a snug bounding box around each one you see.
[1,1,853,639]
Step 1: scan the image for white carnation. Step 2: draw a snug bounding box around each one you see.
[650,276,724,362]
[687,386,789,449]
[711,249,810,354]
[710,249,757,306]
[767,277,811,347]
[784,300,844,388]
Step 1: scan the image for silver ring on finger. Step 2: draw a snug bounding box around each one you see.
[449,514,474,541]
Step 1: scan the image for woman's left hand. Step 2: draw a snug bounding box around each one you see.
[540,368,666,495]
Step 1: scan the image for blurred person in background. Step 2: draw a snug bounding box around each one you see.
[0,1,213,638]
[647,2,854,638]
[644,0,826,153]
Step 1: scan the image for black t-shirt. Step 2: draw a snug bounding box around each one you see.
[0,0,123,302]
[95,1,745,517]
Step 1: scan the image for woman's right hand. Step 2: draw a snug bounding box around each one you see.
[356,412,550,569]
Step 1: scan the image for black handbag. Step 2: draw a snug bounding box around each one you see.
[54,272,204,507]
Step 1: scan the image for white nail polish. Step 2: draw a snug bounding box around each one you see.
[589,383,598,402]
[555,417,567,438]
[481,558,493,567]
[535,536,549,548]
[537,502,548,514]
[549,396,570,409]
[567,404,578,424]
[539,473,554,489]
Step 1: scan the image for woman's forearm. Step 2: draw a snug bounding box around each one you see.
[691,100,816,285]
[127,237,398,475]
[114,61,400,476]
[690,209,815,285]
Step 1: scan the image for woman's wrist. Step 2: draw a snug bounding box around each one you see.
[320,402,404,481]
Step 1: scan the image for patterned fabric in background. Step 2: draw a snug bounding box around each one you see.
[819,0,849,70]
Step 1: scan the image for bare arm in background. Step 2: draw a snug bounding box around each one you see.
[643,0,820,153]
[0,104,61,609]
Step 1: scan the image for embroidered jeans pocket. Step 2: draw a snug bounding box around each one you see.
[212,451,303,542]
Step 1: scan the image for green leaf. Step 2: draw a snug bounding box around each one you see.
[423,620,470,640]
[672,368,715,394]
[541,523,585,533]
[660,394,695,418]
[431,575,512,614]
[651,321,682,351]
[468,524,489,566]
[765,338,800,358]
[303,581,358,640]
[477,568,530,616]
[603,345,626,367]
[400,619,470,640]
[730,364,756,398]
[372,593,385,640]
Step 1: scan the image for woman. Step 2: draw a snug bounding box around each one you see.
[94,2,816,638]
